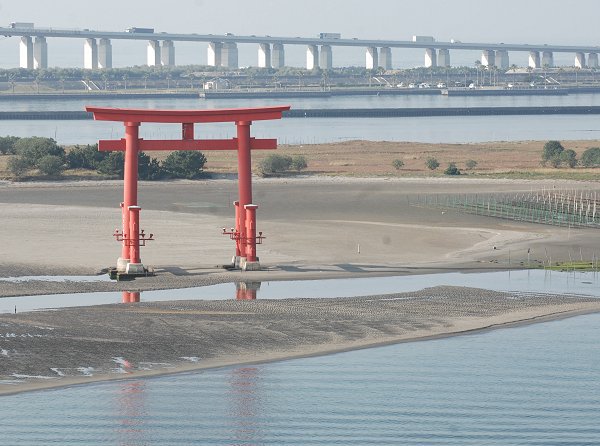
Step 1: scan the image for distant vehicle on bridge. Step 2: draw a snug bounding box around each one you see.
[126,27,154,33]
[9,22,34,29]
[412,35,435,43]
[319,33,341,39]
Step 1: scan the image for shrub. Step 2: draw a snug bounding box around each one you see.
[392,159,405,170]
[0,136,20,155]
[559,149,577,168]
[425,157,440,170]
[465,159,478,169]
[66,144,105,170]
[161,151,207,179]
[580,147,600,167]
[258,154,293,176]
[542,140,564,166]
[96,152,125,178]
[290,155,308,171]
[138,152,163,180]
[7,156,30,178]
[37,155,64,176]
[14,137,65,167]
[444,162,461,175]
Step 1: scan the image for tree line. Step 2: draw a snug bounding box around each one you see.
[0,136,207,180]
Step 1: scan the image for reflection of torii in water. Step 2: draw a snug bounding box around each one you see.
[86,105,290,277]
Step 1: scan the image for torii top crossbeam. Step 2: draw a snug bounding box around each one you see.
[85,105,290,123]
[86,104,290,274]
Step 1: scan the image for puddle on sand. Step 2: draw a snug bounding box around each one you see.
[1,269,599,314]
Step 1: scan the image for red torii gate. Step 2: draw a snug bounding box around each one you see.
[85,105,290,275]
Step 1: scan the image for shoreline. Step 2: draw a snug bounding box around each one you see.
[1,301,598,397]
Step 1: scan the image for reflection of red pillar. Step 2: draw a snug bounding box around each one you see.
[236,121,252,263]
[245,204,258,262]
[122,291,141,303]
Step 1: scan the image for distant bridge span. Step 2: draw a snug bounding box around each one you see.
[2,25,599,71]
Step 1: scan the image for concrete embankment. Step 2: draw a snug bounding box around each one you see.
[4,106,600,120]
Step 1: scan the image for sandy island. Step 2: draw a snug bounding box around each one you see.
[1,175,600,394]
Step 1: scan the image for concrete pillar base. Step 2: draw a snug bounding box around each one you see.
[240,259,261,271]
[116,257,130,272]
[125,263,146,275]
[231,255,241,268]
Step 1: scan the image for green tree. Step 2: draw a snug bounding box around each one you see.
[138,152,162,180]
[258,154,293,176]
[466,159,478,169]
[37,155,64,176]
[425,157,440,170]
[542,140,565,166]
[14,137,65,167]
[96,152,125,178]
[444,162,461,175]
[392,159,405,170]
[290,155,308,171]
[7,156,30,178]
[559,149,577,168]
[161,151,207,179]
[0,136,20,155]
[580,147,600,167]
[66,144,105,170]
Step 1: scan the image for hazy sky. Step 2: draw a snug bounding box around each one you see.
[1,0,599,68]
[2,0,600,45]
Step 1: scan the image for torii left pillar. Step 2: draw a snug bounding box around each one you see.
[118,122,147,275]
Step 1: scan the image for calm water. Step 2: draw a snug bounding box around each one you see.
[1,312,598,445]
[2,93,600,144]
[1,269,599,313]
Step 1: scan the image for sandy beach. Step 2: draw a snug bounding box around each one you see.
[1,175,600,394]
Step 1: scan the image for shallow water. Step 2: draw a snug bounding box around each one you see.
[1,312,598,445]
[1,269,598,314]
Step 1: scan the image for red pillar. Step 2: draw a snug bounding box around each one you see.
[121,122,140,267]
[128,206,141,264]
[182,122,194,140]
[245,204,258,262]
[236,121,253,260]
[233,201,241,259]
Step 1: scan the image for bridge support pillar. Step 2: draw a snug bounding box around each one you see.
[438,49,450,67]
[575,52,586,68]
[425,48,437,68]
[207,42,222,67]
[366,46,378,70]
[481,49,495,68]
[161,40,175,66]
[320,45,332,69]
[221,42,238,69]
[33,36,48,69]
[84,38,98,70]
[496,50,509,70]
[588,53,599,69]
[147,40,161,66]
[19,36,33,69]
[98,38,112,69]
[306,44,319,70]
[542,51,554,68]
[258,43,271,68]
[528,51,540,69]
[380,47,392,70]
[272,43,285,68]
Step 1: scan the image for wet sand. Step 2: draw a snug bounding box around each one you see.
[1,177,600,394]
[2,286,600,395]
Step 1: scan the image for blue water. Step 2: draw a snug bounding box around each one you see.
[1,312,599,445]
[3,93,600,144]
